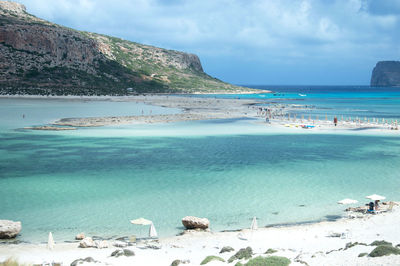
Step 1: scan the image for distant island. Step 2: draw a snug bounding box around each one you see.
[371,61,400,87]
[0,1,259,95]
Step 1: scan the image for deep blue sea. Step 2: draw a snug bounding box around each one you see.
[0,86,400,243]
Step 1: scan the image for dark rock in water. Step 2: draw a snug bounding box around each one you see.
[0,220,22,239]
[220,246,235,253]
[70,257,97,266]
[371,61,400,87]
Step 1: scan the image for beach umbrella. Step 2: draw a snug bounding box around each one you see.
[130,218,152,225]
[337,199,358,205]
[366,194,385,201]
[149,222,158,238]
[130,218,153,239]
[250,217,258,230]
[47,232,54,250]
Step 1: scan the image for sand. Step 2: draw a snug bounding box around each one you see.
[1,206,400,265]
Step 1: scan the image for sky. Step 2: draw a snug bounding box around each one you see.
[14,0,400,85]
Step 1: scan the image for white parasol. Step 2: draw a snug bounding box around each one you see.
[130,218,152,225]
[250,217,258,230]
[337,199,358,205]
[149,222,158,238]
[366,194,385,201]
[47,232,54,250]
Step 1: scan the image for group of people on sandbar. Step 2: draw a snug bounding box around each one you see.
[367,200,380,212]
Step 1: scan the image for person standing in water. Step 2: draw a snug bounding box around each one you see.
[334,116,338,126]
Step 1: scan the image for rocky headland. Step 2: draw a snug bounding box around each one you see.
[0,1,258,95]
[371,61,400,87]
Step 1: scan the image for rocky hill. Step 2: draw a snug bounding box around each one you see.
[370,61,400,87]
[0,1,254,95]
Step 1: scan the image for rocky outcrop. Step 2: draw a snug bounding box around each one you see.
[0,1,251,95]
[0,220,21,239]
[181,216,209,230]
[371,61,400,87]
[79,237,95,248]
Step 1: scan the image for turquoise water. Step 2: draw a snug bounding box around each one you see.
[0,91,400,243]
[193,86,400,120]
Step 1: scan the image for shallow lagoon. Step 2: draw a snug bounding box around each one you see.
[0,95,400,243]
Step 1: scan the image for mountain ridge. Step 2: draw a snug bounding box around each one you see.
[0,1,256,95]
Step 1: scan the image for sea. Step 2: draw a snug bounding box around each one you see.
[1,86,400,243]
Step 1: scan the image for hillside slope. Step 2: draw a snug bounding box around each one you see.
[0,1,254,95]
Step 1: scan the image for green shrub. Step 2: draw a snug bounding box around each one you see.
[370,240,392,246]
[220,246,235,253]
[170,259,181,266]
[369,245,400,257]
[228,247,253,263]
[245,256,291,266]
[358,253,368,257]
[264,248,278,254]
[200,255,225,265]
[0,258,24,266]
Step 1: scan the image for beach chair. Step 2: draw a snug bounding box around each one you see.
[376,202,395,214]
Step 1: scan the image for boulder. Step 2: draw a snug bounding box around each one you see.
[113,240,128,248]
[95,240,109,249]
[70,257,98,266]
[0,220,21,239]
[181,216,209,230]
[110,248,135,257]
[79,237,95,248]
[75,233,85,240]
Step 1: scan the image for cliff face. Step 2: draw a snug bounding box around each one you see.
[371,61,400,87]
[0,1,248,95]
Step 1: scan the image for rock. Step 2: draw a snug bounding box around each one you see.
[70,257,98,266]
[110,248,135,257]
[111,249,124,257]
[369,245,400,257]
[370,240,392,246]
[181,216,209,230]
[79,237,95,248]
[171,260,182,266]
[123,248,135,257]
[95,240,109,249]
[220,246,235,253]
[371,61,400,87]
[0,220,21,239]
[75,233,85,240]
[113,240,128,248]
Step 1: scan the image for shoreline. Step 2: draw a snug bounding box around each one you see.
[6,94,395,135]
[1,204,400,265]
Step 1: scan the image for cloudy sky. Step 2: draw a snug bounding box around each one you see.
[15,0,400,85]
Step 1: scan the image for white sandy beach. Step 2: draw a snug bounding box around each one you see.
[1,205,400,266]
